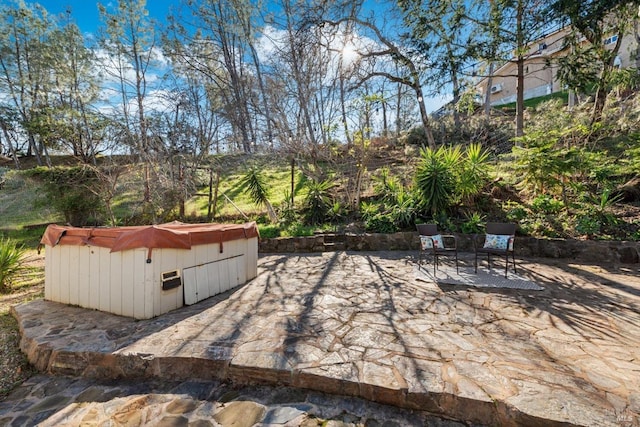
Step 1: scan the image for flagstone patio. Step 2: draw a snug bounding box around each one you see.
[7,251,640,426]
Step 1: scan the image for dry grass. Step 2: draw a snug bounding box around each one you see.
[0,251,44,399]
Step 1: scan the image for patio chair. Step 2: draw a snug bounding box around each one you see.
[417,224,458,275]
[474,222,517,278]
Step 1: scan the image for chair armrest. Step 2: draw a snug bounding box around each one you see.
[441,234,457,249]
[472,233,483,250]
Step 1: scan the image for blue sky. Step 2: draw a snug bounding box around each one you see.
[24,0,450,113]
[28,1,175,33]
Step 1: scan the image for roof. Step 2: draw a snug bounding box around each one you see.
[40,222,259,260]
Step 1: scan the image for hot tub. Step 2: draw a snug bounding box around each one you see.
[40,221,259,319]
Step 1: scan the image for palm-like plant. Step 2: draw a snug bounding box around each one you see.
[459,143,491,204]
[304,179,334,225]
[415,146,457,215]
[0,238,26,292]
[241,166,277,223]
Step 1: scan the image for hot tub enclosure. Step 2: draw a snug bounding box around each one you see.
[40,222,259,319]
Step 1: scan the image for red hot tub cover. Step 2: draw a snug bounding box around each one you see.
[41,221,259,260]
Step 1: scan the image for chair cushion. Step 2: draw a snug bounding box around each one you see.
[421,234,444,250]
[483,234,512,250]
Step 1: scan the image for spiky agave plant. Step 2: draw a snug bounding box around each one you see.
[0,238,26,292]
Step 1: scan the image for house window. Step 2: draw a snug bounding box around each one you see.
[604,35,619,45]
[538,42,547,51]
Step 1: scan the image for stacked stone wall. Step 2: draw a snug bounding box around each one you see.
[259,232,640,263]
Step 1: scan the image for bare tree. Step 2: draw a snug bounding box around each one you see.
[320,16,437,148]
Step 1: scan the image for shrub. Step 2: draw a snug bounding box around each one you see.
[460,212,485,234]
[414,144,491,217]
[24,166,104,226]
[575,214,601,237]
[303,179,335,225]
[503,201,529,222]
[531,195,564,214]
[258,225,280,239]
[0,238,26,292]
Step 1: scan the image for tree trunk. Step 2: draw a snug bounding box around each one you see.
[416,87,436,149]
[0,122,20,169]
[484,63,494,117]
[515,0,525,139]
[515,55,525,139]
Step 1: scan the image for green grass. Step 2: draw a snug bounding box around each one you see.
[499,91,569,110]
[0,226,49,249]
[185,167,309,219]
[0,172,60,230]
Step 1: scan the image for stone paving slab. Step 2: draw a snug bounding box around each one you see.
[1,374,461,426]
[9,251,640,426]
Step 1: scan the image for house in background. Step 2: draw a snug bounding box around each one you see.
[475,25,639,107]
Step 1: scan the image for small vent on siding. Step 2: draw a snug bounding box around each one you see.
[162,270,182,290]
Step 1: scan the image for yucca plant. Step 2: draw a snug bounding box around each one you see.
[458,143,491,204]
[0,237,26,292]
[304,179,335,225]
[415,146,457,215]
[241,166,277,223]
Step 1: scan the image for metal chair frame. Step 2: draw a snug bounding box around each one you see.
[417,224,459,276]
[474,222,517,278]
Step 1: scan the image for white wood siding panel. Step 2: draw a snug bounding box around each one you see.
[121,250,135,318]
[207,248,221,297]
[60,246,71,304]
[68,245,80,306]
[246,237,258,279]
[98,248,111,313]
[44,246,57,301]
[78,247,92,308]
[89,248,101,310]
[183,266,198,305]
[132,249,147,320]
[194,246,211,301]
[109,251,123,316]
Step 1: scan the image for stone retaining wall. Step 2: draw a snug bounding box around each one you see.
[259,232,640,264]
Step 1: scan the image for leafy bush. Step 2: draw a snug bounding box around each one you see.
[460,212,485,234]
[0,238,26,292]
[360,202,396,233]
[258,225,280,239]
[575,214,601,237]
[364,214,397,233]
[24,166,104,226]
[281,223,316,237]
[531,195,564,214]
[503,201,529,222]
